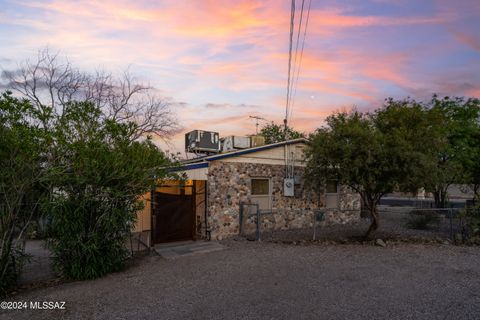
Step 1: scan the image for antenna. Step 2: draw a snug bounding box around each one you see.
[249,116,267,134]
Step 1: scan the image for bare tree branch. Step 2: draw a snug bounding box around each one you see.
[1,47,179,140]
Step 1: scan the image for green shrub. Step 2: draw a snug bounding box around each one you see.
[47,199,139,279]
[0,92,47,296]
[44,101,172,280]
[0,243,30,296]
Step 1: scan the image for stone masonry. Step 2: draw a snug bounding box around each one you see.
[207,161,361,240]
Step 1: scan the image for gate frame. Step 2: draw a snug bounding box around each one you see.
[150,183,197,245]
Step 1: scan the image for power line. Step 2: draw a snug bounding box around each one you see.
[284,0,295,128]
[288,0,311,126]
[288,0,305,126]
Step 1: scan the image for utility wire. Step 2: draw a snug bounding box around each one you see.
[285,0,295,126]
[288,0,311,125]
[287,0,305,127]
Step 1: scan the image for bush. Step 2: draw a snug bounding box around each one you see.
[406,211,441,230]
[47,199,139,279]
[44,101,172,280]
[0,243,30,296]
[0,92,47,296]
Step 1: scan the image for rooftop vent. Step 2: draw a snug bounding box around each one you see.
[221,136,251,152]
[250,135,266,148]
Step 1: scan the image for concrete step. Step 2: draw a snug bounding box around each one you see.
[154,241,225,259]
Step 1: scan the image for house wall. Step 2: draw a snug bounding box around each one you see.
[195,180,207,239]
[133,192,152,249]
[206,160,360,240]
[219,143,307,166]
[135,193,151,233]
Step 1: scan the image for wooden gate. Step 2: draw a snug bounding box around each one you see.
[152,185,195,244]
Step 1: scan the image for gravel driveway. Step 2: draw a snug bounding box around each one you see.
[2,241,480,320]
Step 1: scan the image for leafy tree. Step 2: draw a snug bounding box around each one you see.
[259,122,305,144]
[306,111,408,238]
[306,95,480,240]
[422,96,480,207]
[374,98,445,194]
[44,101,173,280]
[0,92,49,295]
[374,95,480,208]
[471,157,480,202]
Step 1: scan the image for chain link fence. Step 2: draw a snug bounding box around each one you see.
[238,201,480,244]
[397,206,480,243]
[238,202,359,242]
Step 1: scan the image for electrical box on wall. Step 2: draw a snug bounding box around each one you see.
[284,178,294,197]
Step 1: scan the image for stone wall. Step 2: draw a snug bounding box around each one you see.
[206,161,361,240]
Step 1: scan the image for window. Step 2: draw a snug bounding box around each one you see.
[250,178,271,211]
[326,180,338,194]
[251,179,269,195]
[325,180,338,208]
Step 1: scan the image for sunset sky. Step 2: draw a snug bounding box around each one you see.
[1,0,479,154]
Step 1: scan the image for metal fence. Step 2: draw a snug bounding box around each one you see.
[397,207,479,243]
[238,201,480,244]
[239,203,325,241]
[239,203,263,240]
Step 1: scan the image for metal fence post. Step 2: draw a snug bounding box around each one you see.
[239,203,244,236]
[449,208,454,242]
[313,210,325,240]
[256,204,260,241]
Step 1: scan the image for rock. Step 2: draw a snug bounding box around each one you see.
[375,238,386,247]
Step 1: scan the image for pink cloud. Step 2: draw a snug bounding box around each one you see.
[2,0,479,155]
[453,32,480,52]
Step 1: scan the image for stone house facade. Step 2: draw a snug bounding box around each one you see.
[135,139,361,245]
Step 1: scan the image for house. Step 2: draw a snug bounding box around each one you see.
[134,138,361,246]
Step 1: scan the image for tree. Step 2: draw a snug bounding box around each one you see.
[374,98,444,194]
[0,92,49,295]
[422,96,480,207]
[44,101,174,279]
[374,95,480,208]
[306,111,404,238]
[1,47,179,140]
[259,122,305,144]
[305,104,434,238]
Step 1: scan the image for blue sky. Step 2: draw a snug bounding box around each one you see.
[0,0,479,152]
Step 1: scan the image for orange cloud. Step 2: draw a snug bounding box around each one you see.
[3,0,479,155]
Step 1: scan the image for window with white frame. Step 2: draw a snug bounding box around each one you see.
[250,178,271,211]
[325,180,339,208]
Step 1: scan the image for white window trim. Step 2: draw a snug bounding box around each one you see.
[250,177,272,211]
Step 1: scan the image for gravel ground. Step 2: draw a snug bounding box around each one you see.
[18,241,54,285]
[2,241,480,320]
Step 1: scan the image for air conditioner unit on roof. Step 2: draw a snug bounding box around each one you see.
[185,130,220,153]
